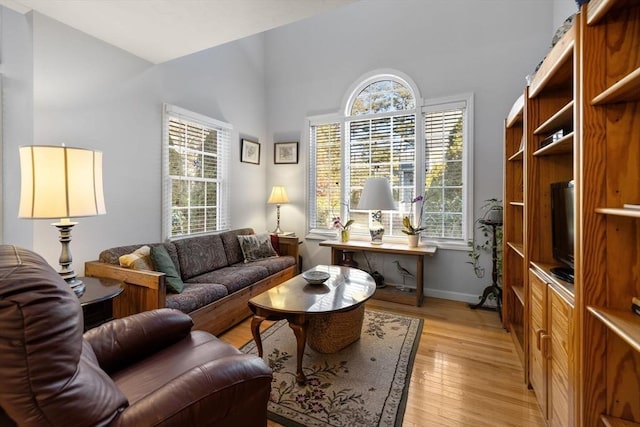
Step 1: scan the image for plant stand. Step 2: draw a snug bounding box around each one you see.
[469,219,503,320]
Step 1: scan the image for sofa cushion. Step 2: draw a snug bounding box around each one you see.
[220,228,255,265]
[237,232,278,263]
[100,243,181,278]
[151,245,185,293]
[187,265,270,294]
[165,283,229,313]
[238,255,296,276]
[173,234,228,280]
[119,245,154,271]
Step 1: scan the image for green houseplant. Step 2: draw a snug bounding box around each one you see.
[467,198,503,283]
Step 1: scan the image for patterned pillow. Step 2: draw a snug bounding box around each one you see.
[118,245,154,271]
[237,233,278,263]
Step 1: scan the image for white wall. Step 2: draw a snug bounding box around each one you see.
[1,8,34,249]
[264,0,554,301]
[3,11,269,272]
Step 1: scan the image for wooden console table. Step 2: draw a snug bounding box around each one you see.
[319,240,436,306]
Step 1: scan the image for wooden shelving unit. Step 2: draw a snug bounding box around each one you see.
[503,18,578,426]
[502,92,527,371]
[503,3,640,425]
[579,1,640,425]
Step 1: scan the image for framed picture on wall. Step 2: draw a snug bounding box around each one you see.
[274,142,298,164]
[241,139,260,165]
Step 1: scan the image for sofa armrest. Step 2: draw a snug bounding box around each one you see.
[83,308,193,374]
[85,261,167,318]
[277,236,300,272]
[110,354,272,427]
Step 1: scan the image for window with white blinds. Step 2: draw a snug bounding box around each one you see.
[308,118,342,232]
[423,103,467,240]
[306,73,473,246]
[162,104,231,240]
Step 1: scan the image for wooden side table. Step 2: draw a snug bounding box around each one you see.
[78,276,124,330]
[319,240,437,306]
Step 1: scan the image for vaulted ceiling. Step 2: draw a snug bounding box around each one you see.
[0,0,357,63]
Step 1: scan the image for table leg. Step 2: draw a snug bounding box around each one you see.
[288,317,308,385]
[251,315,266,357]
[416,255,424,307]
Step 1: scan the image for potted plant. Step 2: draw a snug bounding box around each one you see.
[333,216,354,242]
[401,195,426,247]
[467,198,503,282]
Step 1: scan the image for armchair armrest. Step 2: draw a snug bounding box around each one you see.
[84,308,193,374]
[110,354,272,427]
[85,261,167,318]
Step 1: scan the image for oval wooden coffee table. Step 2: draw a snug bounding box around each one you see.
[248,265,376,385]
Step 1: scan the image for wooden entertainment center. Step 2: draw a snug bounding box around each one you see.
[502,1,640,425]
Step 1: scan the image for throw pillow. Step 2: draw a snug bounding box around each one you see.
[238,232,279,263]
[150,245,185,293]
[118,246,154,271]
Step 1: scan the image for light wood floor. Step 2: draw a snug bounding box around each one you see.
[219,297,545,427]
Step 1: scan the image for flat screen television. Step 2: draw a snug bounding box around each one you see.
[550,181,575,283]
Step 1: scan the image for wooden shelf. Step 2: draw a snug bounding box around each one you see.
[587,0,628,25]
[508,149,523,161]
[595,207,640,218]
[533,132,574,156]
[507,241,524,258]
[588,306,640,353]
[591,67,640,105]
[601,414,640,427]
[512,284,525,306]
[533,100,574,135]
[529,24,575,98]
[506,94,524,128]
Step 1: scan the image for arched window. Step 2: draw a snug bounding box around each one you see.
[307,71,472,246]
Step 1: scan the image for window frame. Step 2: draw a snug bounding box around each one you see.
[162,103,232,241]
[305,71,473,250]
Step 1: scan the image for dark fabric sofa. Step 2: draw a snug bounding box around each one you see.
[85,228,298,335]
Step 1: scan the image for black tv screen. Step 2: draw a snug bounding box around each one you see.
[550,181,575,283]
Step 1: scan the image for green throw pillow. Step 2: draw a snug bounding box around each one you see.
[151,245,184,293]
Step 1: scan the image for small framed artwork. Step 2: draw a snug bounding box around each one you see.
[274,142,299,164]
[241,139,260,165]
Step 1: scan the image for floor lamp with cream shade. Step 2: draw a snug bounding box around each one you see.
[357,177,396,244]
[19,145,106,296]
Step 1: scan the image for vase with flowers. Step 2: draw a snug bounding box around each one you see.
[402,195,426,247]
[333,216,355,242]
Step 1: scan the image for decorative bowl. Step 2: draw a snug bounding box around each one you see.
[302,270,330,285]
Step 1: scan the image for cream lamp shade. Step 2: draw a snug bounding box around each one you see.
[357,177,396,244]
[267,186,289,234]
[18,145,106,296]
[19,145,106,219]
[267,186,290,205]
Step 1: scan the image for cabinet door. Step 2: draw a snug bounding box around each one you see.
[529,269,548,417]
[548,287,573,427]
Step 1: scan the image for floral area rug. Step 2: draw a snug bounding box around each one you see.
[240,310,423,427]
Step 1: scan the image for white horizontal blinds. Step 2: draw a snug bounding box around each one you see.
[163,104,231,239]
[348,114,416,236]
[309,121,341,230]
[423,105,465,240]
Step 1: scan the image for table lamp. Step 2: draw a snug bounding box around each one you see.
[267,185,289,234]
[357,177,396,244]
[19,145,106,296]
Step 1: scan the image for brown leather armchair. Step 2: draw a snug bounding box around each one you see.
[0,245,272,426]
